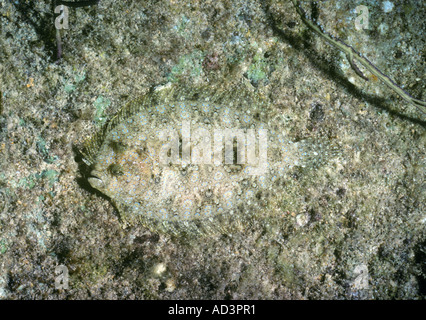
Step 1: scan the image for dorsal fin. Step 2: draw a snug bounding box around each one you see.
[79,81,267,166]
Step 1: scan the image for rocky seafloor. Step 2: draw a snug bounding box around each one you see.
[0,0,424,299]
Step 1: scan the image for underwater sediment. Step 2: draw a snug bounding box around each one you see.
[0,0,424,299]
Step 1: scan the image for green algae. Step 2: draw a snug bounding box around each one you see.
[168,50,205,82]
[94,96,111,126]
[17,170,59,190]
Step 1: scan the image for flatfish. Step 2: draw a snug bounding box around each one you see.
[80,84,340,236]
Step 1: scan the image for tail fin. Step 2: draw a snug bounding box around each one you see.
[298,137,342,170]
[272,137,342,174]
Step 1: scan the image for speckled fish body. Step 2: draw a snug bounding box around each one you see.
[81,84,339,236]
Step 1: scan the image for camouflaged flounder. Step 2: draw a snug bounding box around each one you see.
[80,83,340,236]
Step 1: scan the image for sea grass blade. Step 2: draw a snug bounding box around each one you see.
[291,0,425,114]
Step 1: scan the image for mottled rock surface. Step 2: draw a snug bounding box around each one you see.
[0,0,424,299]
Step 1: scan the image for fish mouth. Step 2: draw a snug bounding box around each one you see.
[88,171,105,190]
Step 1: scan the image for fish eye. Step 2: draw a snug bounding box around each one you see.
[136,146,148,156]
[109,141,127,153]
[108,164,124,176]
